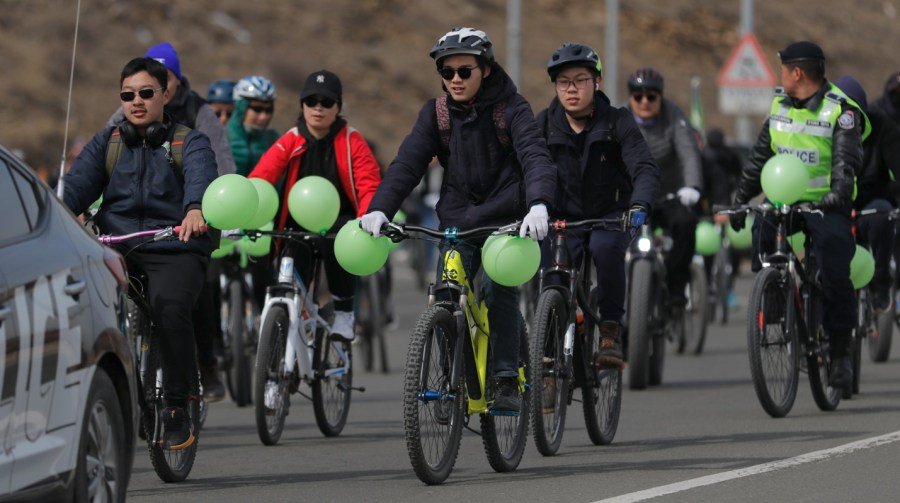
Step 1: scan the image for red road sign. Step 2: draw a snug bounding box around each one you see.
[717,33,776,88]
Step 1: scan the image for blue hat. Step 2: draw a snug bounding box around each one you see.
[144,42,181,80]
[834,75,868,111]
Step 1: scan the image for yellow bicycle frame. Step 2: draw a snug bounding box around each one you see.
[439,249,526,415]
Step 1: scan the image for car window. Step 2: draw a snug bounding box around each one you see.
[6,158,43,229]
[0,162,32,241]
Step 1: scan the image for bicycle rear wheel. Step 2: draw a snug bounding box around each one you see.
[312,331,353,437]
[581,289,621,445]
[226,280,252,406]
[529,289,569,456]
[870,289,894,362]
[403,304,464,485]
[482,314,530,473]
[254,305,289,446]
[806,327,842,411]
[746,267,799,418]
[681,261,709,355]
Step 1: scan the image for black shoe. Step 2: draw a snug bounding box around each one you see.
[200,364,225,402]
[489,376,521,415]
[161,406,195,450]
[828,356,853,389]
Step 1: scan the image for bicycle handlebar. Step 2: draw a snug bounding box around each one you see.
[550,215,627,233]
[98,226,182,245]
[241,228,336,242]
[712,202,823,217]
[381,221,521,243]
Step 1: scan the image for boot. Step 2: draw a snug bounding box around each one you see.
[594,321,624,369]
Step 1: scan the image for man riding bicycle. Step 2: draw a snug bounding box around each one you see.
[537,43,660,369]
[360,27,557,413]
[730,41,870,388]
[62,57,218,450]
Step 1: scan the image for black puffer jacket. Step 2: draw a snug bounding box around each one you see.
[855,107,900,208]
[368,63,556,229]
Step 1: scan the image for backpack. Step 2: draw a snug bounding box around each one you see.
[104,123,192,183]
[435,93,512,153]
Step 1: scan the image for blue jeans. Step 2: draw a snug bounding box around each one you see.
[435,243,520,377]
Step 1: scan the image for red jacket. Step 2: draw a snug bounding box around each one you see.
[249,124,381,230]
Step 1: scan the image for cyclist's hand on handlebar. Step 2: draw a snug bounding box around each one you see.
[627,205,647,237]
[819,191,848,212]
[180,209,208,242]
[677,187,701,207]
[520,203,549,240]
[360,211,389,238]
[729,211,747,232]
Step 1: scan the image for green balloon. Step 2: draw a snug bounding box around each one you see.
[211,237,236,259]
[89,195,103,211]
[695,221,720,256]
[237,221,273,257]
[202,174,259,229]
[725,215,753,250]
[481,235,541,287]
[760,154,809,205]
[393,210,407,224]
[245,178,279,230]
[334,219,391,275]
[787,231,806,252]
[850,245,875,290]
[288,176,340,233]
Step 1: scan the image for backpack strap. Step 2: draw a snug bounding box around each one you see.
[105,129,124,182]
[166,124,191,183]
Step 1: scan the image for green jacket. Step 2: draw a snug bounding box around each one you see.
[227,99,280,176]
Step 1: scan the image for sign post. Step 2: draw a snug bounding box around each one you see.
[717,32,775,144]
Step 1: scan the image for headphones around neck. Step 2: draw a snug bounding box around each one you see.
[118,117,169,148]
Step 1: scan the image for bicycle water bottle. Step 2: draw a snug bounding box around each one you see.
[278,257,294,284]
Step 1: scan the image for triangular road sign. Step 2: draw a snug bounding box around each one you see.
[717,33,776,88]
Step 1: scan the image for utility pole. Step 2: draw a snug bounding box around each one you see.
[506,0,522,85]
[605,0,620,103]
[736,0,755,144]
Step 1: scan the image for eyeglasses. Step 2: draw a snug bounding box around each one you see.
[248,104,275,114]
[631,92,659,103]
[555,77,594,91]
[119,87,163,102]
[439,66,475,81]
[214,109,233,119]
[302,96,336,109]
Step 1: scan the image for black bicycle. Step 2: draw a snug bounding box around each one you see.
[218,250,261,406]
[529,215,626,456]
[717,202,841,418]
[356,267,390,373]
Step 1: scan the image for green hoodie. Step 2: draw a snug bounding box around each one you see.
[227,99,280,176]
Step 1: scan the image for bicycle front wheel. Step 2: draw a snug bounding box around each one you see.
[746,267,799,418]
[481,314,530,473]
[529,289,569,456]
[681,261,709,355]
[628,259,655,390]
[403,304,464,485]
[870,293,894,362]
[254,305,289,446]
[312,331,352,437]
[226,280,252,406]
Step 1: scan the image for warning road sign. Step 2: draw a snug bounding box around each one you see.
[718,33,776,114]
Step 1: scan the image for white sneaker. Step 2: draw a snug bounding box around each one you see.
[331,310,356,342]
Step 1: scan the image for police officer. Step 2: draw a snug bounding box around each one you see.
[731,41,871,388]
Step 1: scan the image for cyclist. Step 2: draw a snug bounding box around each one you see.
[249,69,382,341]
[702,127,743,307]
[834,75,900,311]
[207,79,236,126]
[537,43,660,369]
[625,67,703,313]
[730,41,870,388]
[871,72,900,128]
[359,27,556,412]
[62,57,217,450]
[229,75,280,177]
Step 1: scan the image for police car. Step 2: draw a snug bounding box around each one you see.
[0,145,137,502]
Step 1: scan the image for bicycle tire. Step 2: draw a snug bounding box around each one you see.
[481,313,530,473]
[713,245,731,325]
[681,262,709,355]
[746,267,799,418]
[805,286,841,411]
[870,296,894,362]
[312,330,353,437]
[369,272,389,373]
[851,329,862,395]
[403,304,464,485]
[581,288,622,445]
[227,280,251,406]
[628,259,654,390]
[254,305,289,446]
[529,289,569,456]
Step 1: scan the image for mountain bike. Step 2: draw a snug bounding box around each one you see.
[707,223,735,326]
[99,226,202,483]
[247,228,361,445]
[530,215,626,456]
[356,267,390,373]
[217,248,261,406]
[716,202,841,418]
[381,222,530,485]
[680,254,709,355]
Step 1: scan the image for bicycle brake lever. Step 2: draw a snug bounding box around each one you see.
[497,222,520,235]
[153,227,176,241]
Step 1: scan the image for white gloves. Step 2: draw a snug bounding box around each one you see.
[360,211,389,238]
[677,187,701,207]
[520,204,549,240]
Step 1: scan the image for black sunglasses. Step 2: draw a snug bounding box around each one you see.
[631,92,659,103]
[214,109,233,119]
[120,87,162,102]
[248,104,274,114]
[439,66,475,80]
[302,96,337,109]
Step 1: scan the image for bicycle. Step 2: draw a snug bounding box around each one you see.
[381,221,530,485]
[216,246,262,406]
[716,202,841,418]
[99,226,202,483]
[530,215,626,456]
[680,252,710,355]
[247,228,361,445]
[356,267,390,373]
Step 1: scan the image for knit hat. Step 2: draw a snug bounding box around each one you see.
[145,42,181,80]
[834,75,868,111]
[300,70,342,104]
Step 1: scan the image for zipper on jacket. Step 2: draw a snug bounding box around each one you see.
[138,140,146,231]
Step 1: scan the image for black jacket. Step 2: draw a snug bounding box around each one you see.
[536,92,659,218]
[63,122,218,255]
[855,107,900,208]
[368,63,556,229]
[701,143,743,207]
[735,81,864,210]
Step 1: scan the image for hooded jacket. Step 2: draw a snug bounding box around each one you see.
[227,99,280,176]
[367,63,556,229]
[536,92,659,218]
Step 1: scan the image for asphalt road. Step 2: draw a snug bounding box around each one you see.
[127,260,900,502]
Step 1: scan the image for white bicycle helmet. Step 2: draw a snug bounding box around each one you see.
[233,75,276,102]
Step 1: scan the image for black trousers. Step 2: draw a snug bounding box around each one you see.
[127,251,207,407]
[651,201,698,302]
[856,199,895,296]
[290,215,357,312]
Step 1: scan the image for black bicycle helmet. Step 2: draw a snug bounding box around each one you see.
[627,67,664,92]
[429,27,494,66]
[547,43,602,81]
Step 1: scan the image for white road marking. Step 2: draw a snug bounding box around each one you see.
[594,430,900,503]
